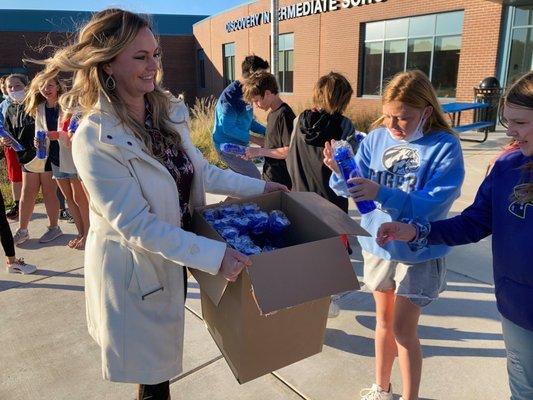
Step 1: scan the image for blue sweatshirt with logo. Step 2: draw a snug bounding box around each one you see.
[427,150,533,330]
[330,127,465,263]
[212,81,266,149]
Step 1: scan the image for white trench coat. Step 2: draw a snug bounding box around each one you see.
[72,97,265,384]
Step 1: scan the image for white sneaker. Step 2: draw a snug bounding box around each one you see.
[13,229,29,245]
[6,258,37,274]
[328,296,340,318]
[360,383,393,400]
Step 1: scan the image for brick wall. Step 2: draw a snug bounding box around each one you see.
[193,0,504,122]
[0,31,198,102]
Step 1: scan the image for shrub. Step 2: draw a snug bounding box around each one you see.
[189,96,226,168]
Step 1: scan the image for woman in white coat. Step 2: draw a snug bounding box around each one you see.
[41,8,287,400]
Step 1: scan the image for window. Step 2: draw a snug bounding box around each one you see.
[505,5,533,86]
[223,43,235,87]
[361,11,464,98]
[278,33,294,93]
[197,49,206,89]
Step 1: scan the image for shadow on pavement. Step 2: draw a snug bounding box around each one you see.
[325,327,506,359]
[8,282,84,292]
[16,233,79,249]
[355,315,503,342]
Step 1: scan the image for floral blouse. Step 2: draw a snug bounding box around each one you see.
[145,109,194,229]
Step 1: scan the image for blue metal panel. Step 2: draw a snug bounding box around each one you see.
[0,9,207,36]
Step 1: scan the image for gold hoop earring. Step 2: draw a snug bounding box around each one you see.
[105,75,116,90]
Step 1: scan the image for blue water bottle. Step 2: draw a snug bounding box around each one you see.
[220,143,246,157]
[332,140,376,214]
[68,114,81,133]
[35,131,47,159]
[0,126,25,151]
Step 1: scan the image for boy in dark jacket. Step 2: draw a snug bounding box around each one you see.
[242,71,294,189]
[286,72,357,213]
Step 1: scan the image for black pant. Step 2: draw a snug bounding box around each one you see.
[0,191,15,258]
[138,381,170,400]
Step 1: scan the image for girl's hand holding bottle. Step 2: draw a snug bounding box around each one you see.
[346,176,380,201]
[323,140,340,173]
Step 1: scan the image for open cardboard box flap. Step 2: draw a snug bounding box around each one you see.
[246,236,360,315]
[286,191,370,237]
[191,191,367,309]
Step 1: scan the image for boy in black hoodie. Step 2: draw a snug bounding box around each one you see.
[242,71,295,189]
[286,72,358,213]
[286,72,360,318]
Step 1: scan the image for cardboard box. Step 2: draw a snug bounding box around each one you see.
[191,191,368,384]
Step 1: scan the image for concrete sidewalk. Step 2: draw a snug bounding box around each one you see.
[0,129,511,399]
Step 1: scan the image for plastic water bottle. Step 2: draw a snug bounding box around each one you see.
[354,131,366,143]
[0,126,24,151]
[332,140,376,214]
[67,114,80,133]
[220,143,246,157]
[35,131,47,159]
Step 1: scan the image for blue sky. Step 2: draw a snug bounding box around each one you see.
[2,0,253,15]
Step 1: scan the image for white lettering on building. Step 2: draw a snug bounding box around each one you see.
[225,0,387,32]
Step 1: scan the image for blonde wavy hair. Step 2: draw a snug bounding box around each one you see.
[38,8,182,158]
[24,71,66,117]
[370,70,454,135]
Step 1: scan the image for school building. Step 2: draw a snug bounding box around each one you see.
[0,9,206,100]
[193,0,533,111]
[1,3,531,110]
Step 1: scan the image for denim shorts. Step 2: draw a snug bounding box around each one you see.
[362,250,447,307]
[51,163,78,180]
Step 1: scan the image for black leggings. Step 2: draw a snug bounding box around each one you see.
[138,381,170,400]
[0,191,15,258]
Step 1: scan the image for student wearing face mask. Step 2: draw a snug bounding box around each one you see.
[323,70,465,400]
[2,74,28,220]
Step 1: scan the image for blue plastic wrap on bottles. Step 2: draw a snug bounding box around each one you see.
[220,143,246,157]
[233,216,251,234]
[219,204,241,217]
[241,202,260,215]
[212,217,232,232]
[239,244,262,256]
[248,211,269,235]
[268,210,291,235]
[219,226,240,240]
[262,245,278,252]
[227,235,254,251]
[35,131,47,159]
[332,140,376,214]
[202,209,219,223]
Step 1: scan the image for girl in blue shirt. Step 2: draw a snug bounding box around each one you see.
[377,71,533,400]
[324,70,465,400]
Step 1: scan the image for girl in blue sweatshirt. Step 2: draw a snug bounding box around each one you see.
[325,70,465,400]
[377,71,533,400]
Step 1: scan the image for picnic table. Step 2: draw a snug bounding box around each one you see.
[441,102,494,143]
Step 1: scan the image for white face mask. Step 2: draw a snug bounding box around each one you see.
[9,90,25,103]
[387,108,430,143]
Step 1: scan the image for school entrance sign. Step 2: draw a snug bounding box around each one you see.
[225,0,387,33]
